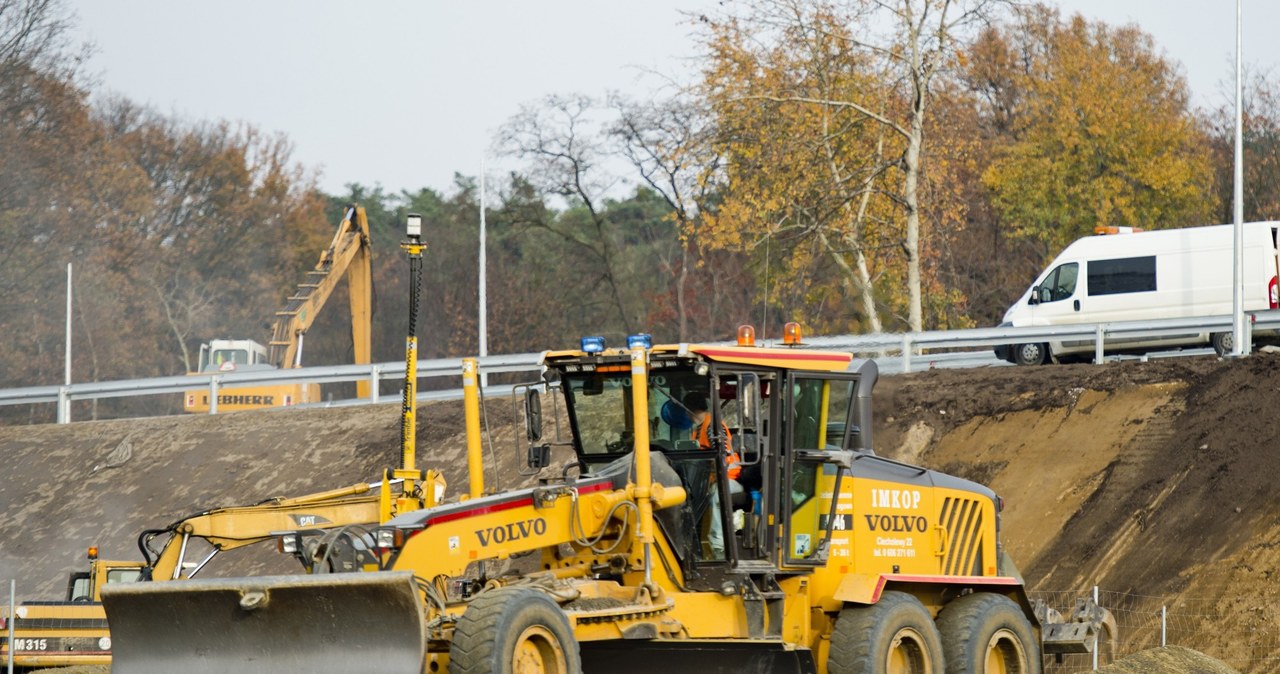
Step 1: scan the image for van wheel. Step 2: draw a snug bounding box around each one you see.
[1211,332,1234,357]
[1013,343,1047,366]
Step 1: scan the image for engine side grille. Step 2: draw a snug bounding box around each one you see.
[939,496,984,576]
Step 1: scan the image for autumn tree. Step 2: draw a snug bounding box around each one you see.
[698,5,887,333]
[698,0,1004,333]
[0,0,327,421]
[1204,70,1280,224]
[974,5,1214,256]
[497,94,687,342]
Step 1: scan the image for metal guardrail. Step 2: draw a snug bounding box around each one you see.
[0,353,548,422]
[2,311,1270,423]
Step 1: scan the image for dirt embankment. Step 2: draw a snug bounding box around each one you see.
[877,355,1280,671]
[4,353,1280,671]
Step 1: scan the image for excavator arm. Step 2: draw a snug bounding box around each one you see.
[267,204,373,396]
[139,481,389,581]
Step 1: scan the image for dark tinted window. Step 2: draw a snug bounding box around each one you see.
[1087,256,1156,296]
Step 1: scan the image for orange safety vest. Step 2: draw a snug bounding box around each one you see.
[693,416,741,480]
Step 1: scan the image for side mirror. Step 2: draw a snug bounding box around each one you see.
[1028,286,1041,306]
[527,444,551,469]
[795,449,856,470]
[524,389,542,443]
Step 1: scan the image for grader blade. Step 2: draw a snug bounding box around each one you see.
[101,571,426,674]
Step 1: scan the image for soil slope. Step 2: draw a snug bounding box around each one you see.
[4,353,1280,671]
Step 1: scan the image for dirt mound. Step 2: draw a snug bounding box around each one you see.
[877,354,1280,672]
[4,352,1280,671]
[1099,646,1240,674]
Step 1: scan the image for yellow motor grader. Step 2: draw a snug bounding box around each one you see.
[102,325,1112,674]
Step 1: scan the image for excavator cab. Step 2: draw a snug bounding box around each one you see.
[196,339,272,373]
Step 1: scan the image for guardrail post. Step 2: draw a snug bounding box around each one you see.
[369,365,381,404]
[209,375,221,415]
[901,334,913,373]
[1095,325,1105,364]
[56,386,70,424]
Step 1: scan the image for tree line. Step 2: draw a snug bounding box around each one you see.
[2,0,1277,423]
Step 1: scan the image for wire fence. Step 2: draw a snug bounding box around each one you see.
[1034,588,1280,673]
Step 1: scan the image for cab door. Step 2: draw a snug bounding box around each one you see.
[779,373,859,569]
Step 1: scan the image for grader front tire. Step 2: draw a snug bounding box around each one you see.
[449,587,580,674]
[829,591,945,674]
[936,592,1040,674]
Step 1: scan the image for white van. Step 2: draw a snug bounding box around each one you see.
[995,222,1280,365]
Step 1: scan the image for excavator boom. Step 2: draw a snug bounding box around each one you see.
[183,204,374,413]
[268,204,373,380]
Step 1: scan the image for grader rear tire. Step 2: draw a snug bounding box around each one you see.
[936,592,1040,674]
[449,587,580,674]
[829,591,945,674]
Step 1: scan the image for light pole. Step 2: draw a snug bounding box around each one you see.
[479,159,489,388]
[1231,0,1246,356]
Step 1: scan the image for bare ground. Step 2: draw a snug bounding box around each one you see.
[5,352,1280,671]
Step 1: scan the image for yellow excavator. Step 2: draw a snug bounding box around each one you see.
[183,203,373,413]
[0,477,436,669]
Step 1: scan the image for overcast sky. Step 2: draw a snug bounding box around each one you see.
[68,1,1280,197]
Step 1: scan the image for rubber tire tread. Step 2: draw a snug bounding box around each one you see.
[935,592,1040,674]
[829,591,945,674]
[449,586,581,674]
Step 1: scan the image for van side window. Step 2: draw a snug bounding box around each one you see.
[1087,256,1156,296]
[1036,263,1079,303]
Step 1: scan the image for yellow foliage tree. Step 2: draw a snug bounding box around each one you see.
[698,6,904,333]
[977,5,1214,254]
[698,0,1002,333]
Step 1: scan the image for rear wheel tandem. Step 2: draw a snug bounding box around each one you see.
[449,587,580,674]
[829,591,945,674]
[936,592,1040,674]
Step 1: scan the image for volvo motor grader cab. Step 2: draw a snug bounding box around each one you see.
[103,327,1111,674]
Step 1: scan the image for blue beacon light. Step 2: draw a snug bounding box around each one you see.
[627,333,652,350]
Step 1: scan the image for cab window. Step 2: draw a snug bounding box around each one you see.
[1035,262,1079,303]
[106,568,142,584]
[66,572,91,602]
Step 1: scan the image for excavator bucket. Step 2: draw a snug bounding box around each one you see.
[100,571,426,674]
